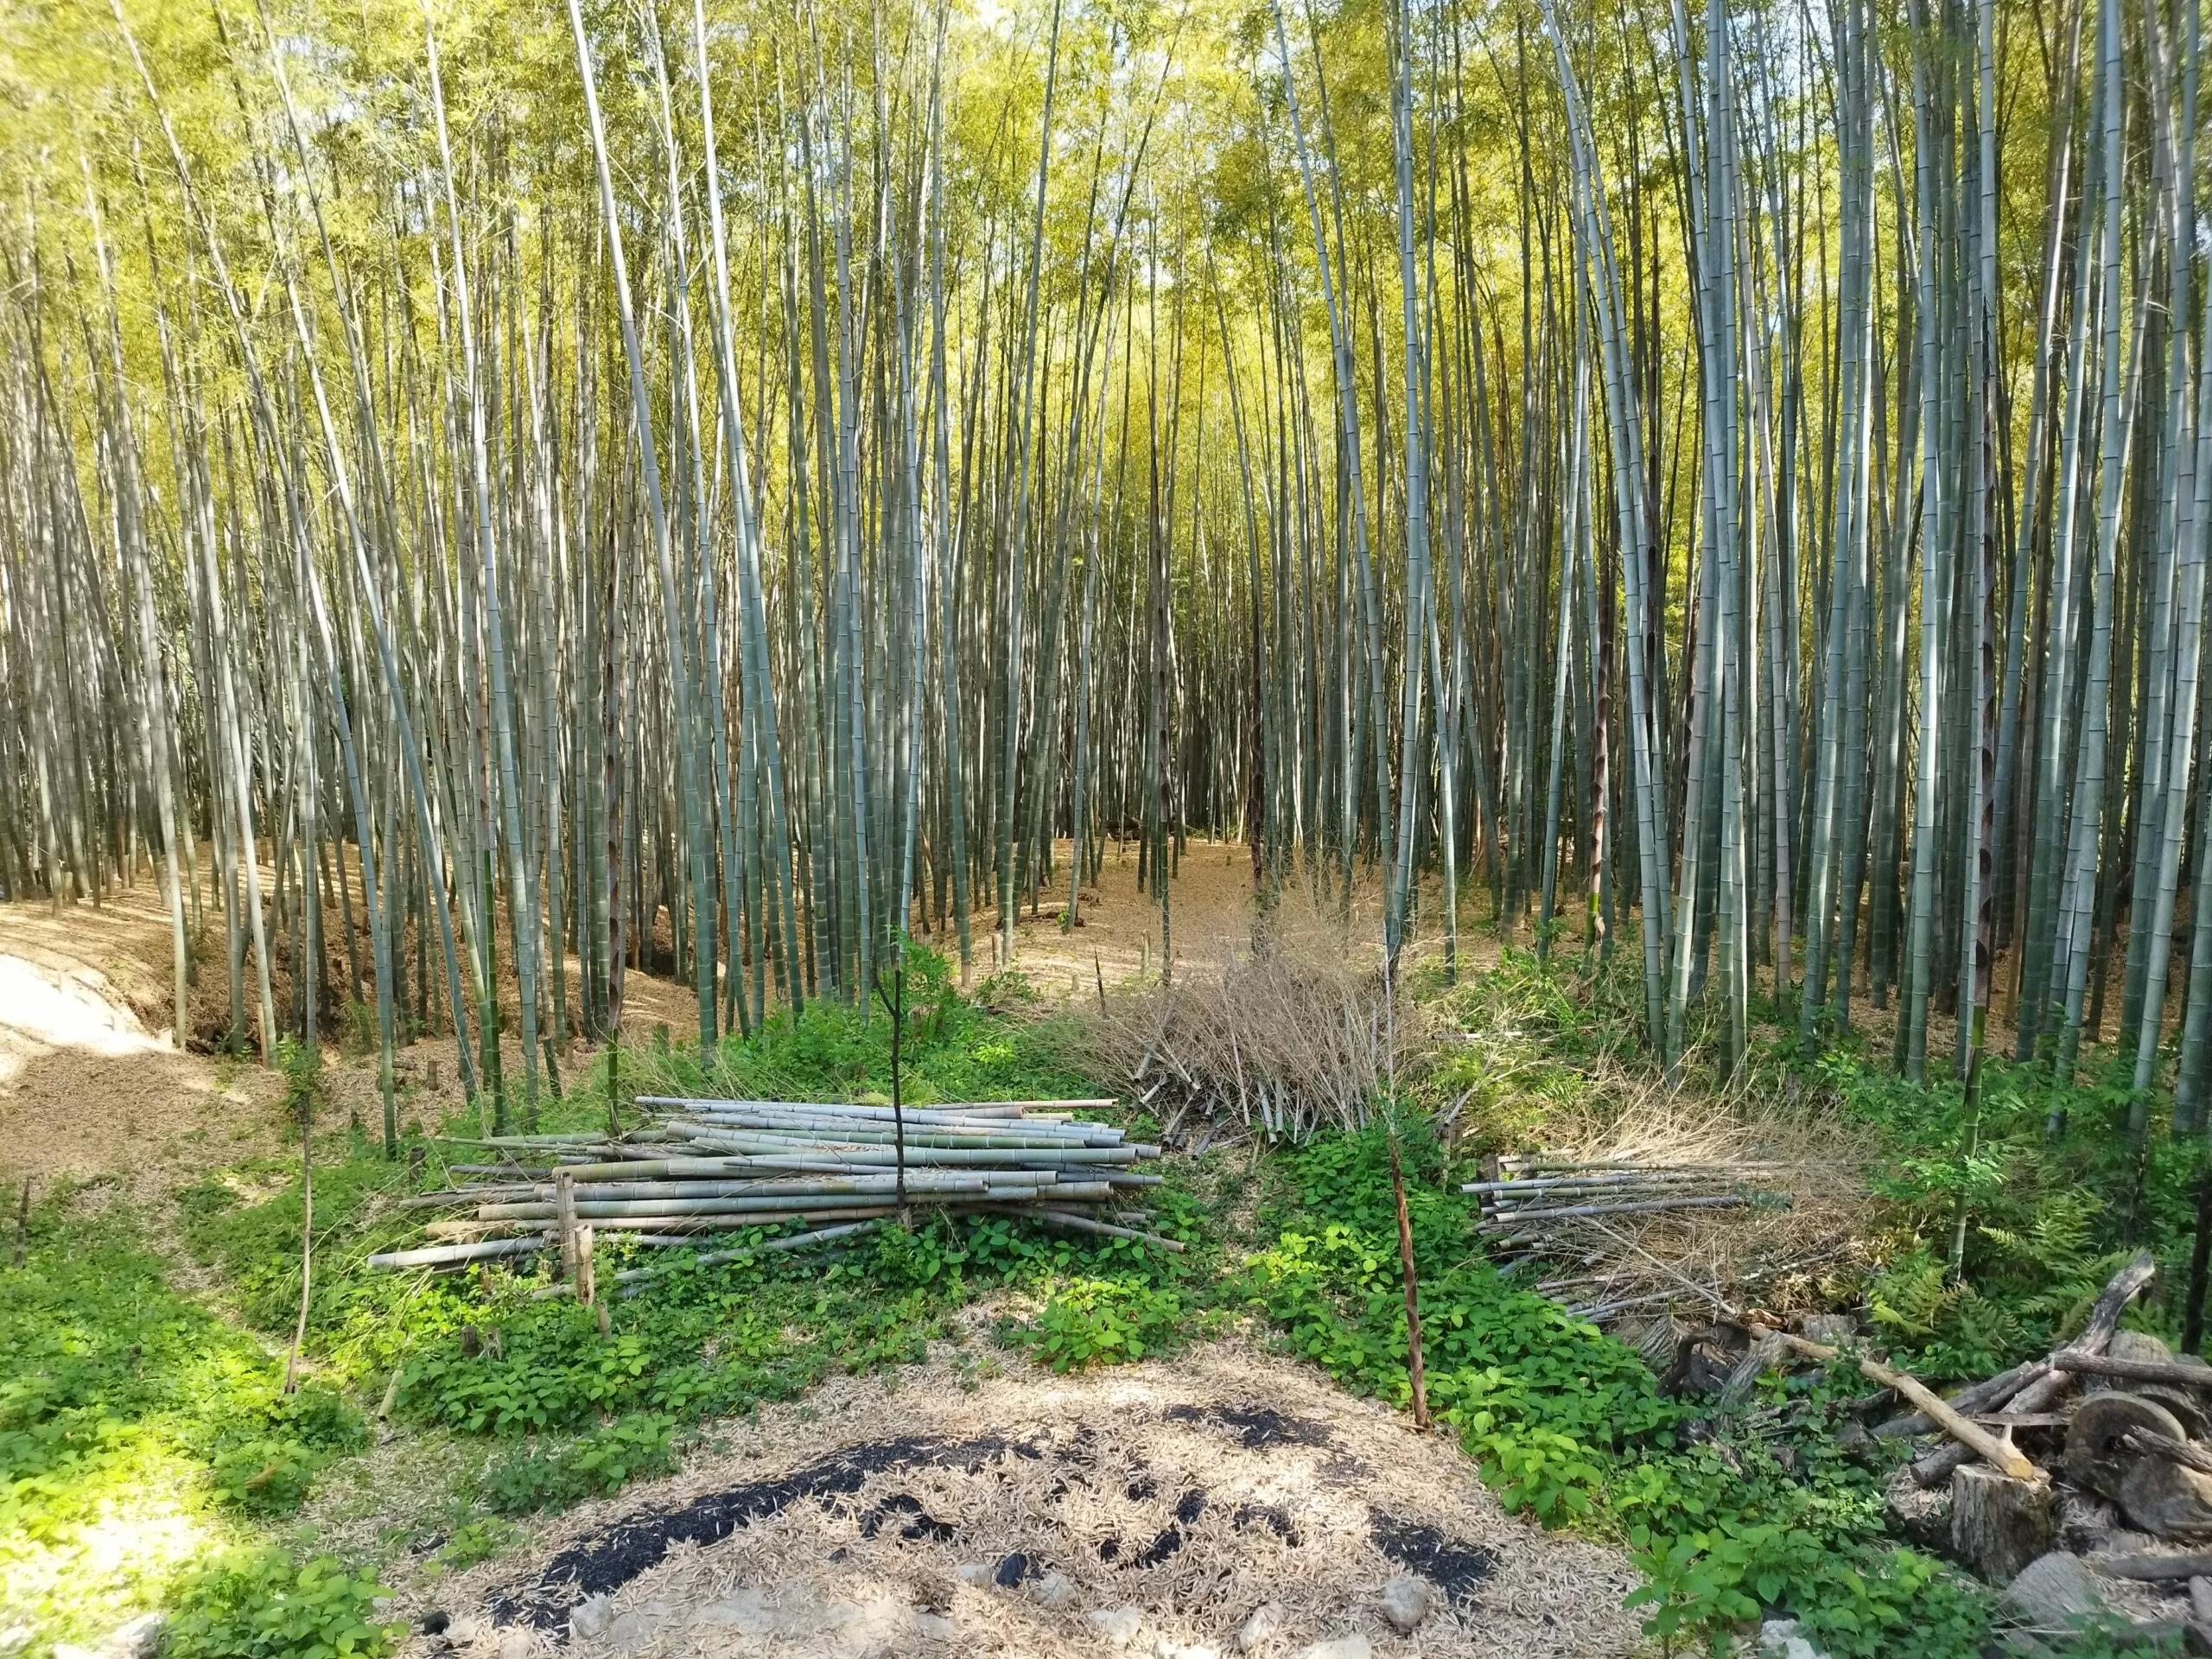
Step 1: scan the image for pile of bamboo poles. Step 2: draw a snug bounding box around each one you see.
[367,1096,1179,1281]
[1471,1154,1797,1321]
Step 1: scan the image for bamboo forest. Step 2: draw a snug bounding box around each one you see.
[15,0,2212,1653]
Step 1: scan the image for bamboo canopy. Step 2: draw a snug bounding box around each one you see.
[0,0,2204,1136]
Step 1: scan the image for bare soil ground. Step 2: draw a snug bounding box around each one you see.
[972,836,1504,1002]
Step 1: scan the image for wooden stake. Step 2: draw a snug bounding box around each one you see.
[284,1104,312,1393]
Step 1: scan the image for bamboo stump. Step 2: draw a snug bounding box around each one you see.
[1950,1465,2052,1585]
[574,1224,596,1308]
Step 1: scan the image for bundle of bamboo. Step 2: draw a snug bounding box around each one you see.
[1470,1153,1803,1321]
[367,1097,1179,1285]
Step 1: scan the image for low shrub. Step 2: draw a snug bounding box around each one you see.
[162,1548,397,1659]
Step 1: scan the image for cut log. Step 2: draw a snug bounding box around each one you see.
[2121,1454,2212,1538]
[2140,1385,2211,1441]
[2068,1392,2189,1502]
[1949,1465,2053,1584]
[2092,1550,2212,1582]
[1915,1251,2157,1486]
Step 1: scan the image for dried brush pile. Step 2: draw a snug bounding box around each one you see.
[1082,942,1422,1144]
[1483,1090,1872,1335]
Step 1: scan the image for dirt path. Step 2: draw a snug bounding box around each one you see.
[970,837,1506,1001]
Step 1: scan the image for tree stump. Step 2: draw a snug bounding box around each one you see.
[2069,1391,2187,1502]
[1951,1465,2052,1584]
[2122,1453,2212,1537]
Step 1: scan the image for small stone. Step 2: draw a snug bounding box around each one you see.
[1028,1570,1078,1611]
[568,1598,613,1641]
[498,1632,536,1659]
[421,1611,453,1637]
[955,1562,993,1586]
[995,1551,1034,1589]
[1158,1646,1219,1659]
[2001,1552,2112,1629]
[915,1611,957,1642]
[446,1617,488,1646]
[1758,1618,1827,1659]
[1796,1314,1858,1345]
[96,1615,165,1659]
[1088,1607,1146,1648]
[1236,1602,1288,1653]
[1377,1576,1433,1635]
[1289,1638,1371,1659]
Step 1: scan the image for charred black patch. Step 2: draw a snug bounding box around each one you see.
[1131,1488,1207,1567]
[1368,1510,1497,1608]
[488,1433,1022,1630]
[858,1492,956,1543]
[1232,1502,1302,1545]
[1162,1403,1331,1450]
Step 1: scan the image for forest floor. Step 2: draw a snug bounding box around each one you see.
[0,849,1636,1659]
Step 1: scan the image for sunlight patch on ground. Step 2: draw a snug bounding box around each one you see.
[0,954,162,1058]
[0,1439,216,1651]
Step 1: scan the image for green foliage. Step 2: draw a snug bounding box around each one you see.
[162,1549,397,1659]
[1016,1277,1185,1370]
[431,1518,518,1573]
[1251,1121,1995,1657]
[1821,1048,2192,1377]
[479,1414,677,1515]
[276,1037,321,1125]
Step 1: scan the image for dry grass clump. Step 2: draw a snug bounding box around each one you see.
[1078,930,1427,1143]
[1493,1080,1876,1326]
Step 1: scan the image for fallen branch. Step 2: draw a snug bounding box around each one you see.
[2093,1551,2212,1583]
[2124,1427,2212,1478]
[1874,1358,2050,1440]
[365,1235,551,1269]
[1913,1251,2157,1487]
[1759,1329,2041,1483]
[2056,1354,2212,1390]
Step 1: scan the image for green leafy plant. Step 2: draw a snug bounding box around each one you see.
[480,1413,677,1514]
[1018,1277,1185,1370]
[432,1517,519,1572]
[162,1549,397,1659]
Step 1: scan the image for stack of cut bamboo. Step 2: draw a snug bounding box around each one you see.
[368,1096,1177,1281]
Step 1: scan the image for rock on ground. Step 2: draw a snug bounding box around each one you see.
[1235,1602,1289,1652]
[1376,1576,1433,1634]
